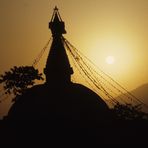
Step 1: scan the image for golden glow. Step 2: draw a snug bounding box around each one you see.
[1,0,148,117]
[87,36,134,74]
[106,56,115,65]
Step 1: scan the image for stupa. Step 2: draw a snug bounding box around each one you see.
[7,7,110,124]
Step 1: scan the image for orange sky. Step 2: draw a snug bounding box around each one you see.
[0,0,148,117]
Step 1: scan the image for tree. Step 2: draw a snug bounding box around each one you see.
[112,103,148,121]
[0,66,43,97]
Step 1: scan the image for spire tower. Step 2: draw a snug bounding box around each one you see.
[44,7,73,86]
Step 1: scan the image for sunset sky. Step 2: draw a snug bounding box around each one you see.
[0,0,148,117]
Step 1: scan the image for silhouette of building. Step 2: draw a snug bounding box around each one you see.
[7,7,110,124]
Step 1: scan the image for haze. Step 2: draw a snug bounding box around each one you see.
[0,0,148,117]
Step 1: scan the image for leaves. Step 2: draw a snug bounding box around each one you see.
[0,66,44,96]
[112,103,148,121]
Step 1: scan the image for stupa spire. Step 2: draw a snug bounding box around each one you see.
[44,7,73,86]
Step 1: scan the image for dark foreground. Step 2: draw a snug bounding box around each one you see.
[0,119,148,146]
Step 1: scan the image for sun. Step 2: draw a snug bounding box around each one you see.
[106,56,115,65]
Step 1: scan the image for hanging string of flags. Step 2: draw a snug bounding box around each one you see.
[0,36,148,110]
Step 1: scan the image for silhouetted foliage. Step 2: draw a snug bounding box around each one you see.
[0,66,43,96]
[112,103,148,120]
